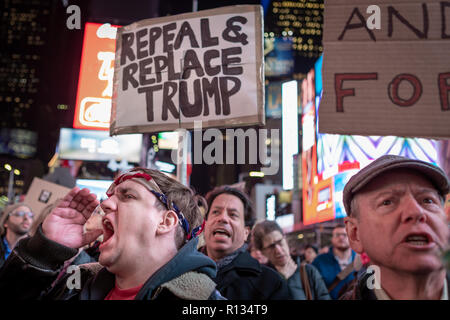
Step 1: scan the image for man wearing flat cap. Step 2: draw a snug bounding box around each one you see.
[341,155,450,300]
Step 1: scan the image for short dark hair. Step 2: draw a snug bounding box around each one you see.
[251,220,284,251]
[205,186,255,227]
[333,224,346,231]
[304,244,318,254]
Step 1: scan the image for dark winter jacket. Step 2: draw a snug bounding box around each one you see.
[0,235,8,270]
[0,226,225,300]
[339,270,450,300]
[311,247,356,299]
[284,257,331,300]
[209,248,291,300]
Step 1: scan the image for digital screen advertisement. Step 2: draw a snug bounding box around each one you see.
[73,22,121,130]
[58,128,142,163]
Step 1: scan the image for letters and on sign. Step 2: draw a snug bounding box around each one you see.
[319,0,450,138]
[110,5,264,135]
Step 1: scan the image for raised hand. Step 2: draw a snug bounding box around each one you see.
[42,187,102,249]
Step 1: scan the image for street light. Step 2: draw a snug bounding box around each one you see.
[4,163,20,204]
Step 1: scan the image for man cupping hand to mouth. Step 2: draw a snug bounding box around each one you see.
[0,168,225,301]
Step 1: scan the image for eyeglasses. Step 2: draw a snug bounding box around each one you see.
[262,238,284,251]
[9,211,34,219]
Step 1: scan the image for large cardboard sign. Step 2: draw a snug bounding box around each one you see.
[24,178,71,220]
[110,5,264,135]
[319,0,450,138]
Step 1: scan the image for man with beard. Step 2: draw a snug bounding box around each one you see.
[312,224,356,299]
[0,203,34,269]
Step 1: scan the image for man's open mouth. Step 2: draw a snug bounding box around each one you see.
[213,228,231,238]
[102,218,115,243]
[403,233,432,246]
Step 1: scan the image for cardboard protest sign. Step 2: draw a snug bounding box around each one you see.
[24,177,71,220]
[319,0,450,139]
[110,5,264,135]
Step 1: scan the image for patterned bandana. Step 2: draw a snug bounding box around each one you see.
[106,170,204,240]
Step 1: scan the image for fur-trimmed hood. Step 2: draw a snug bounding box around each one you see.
[77,237,219,300]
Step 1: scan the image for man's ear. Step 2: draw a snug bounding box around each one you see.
[244,226,250,242]
[156,210,179,235]
[344,216,364,254]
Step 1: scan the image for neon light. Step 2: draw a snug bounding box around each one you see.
[74,23,120,130]
[282,80,298,190]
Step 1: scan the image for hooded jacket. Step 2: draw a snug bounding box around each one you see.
[0,226,224,300]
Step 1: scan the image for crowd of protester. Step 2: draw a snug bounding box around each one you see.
[0,155,448,300]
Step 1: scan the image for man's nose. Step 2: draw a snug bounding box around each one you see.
[274,245,282,254]
[401,193,427,224]
[274,243,284,255]
[216,210,230,223]
[100,197,117,214]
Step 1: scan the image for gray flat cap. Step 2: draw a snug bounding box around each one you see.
[343,155,450,216]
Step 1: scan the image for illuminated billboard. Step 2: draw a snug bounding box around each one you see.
[302,55,439,226]
[302,68,334,225]
[74,23,120,130]
[282,80,299,190]
[58,128,142,163]
[76,179,113,201]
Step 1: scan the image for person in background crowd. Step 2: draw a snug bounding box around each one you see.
[312,225,356,299]
[341,155,450,300]
[252,220,330,300]
[304,244,319,264]
[248,239,269,265]
[0,203,34,269]
[319,246,329,255]
[288,238,304,259]
[0,168,224,300]
[201,186,290,300]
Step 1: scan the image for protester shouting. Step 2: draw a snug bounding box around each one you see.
[0,168,224,300]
